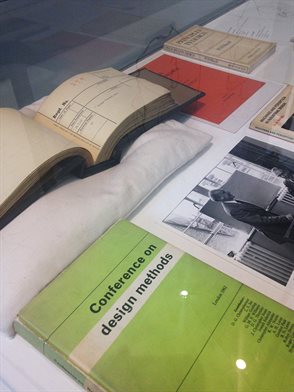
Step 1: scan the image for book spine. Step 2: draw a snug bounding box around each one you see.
[163,44,251,73]
[248,45,276,73]
[13,318,47,353]
[14,319,106,392]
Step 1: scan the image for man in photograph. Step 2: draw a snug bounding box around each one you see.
[209,189,294,244]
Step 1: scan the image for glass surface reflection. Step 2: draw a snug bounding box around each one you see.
[236,359,247,370]
[180,290,189,298]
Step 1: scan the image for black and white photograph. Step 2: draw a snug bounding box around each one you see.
[164,137,294,286]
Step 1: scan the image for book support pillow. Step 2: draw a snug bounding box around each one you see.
[1,119,211,336]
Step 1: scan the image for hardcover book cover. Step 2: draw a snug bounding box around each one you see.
[14,221,293,392]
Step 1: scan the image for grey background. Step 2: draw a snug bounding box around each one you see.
[0,0,247,108]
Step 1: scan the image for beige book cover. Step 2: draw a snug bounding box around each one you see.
[164,25,276,73]
[250,85,294,142]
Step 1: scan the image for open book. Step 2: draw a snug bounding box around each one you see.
[0,68,203,227]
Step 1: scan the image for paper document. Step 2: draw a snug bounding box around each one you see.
[208,0,294,44]
[36,68,169,149]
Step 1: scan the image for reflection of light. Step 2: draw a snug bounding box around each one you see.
[180,290,189,298]
[236,359,246,370]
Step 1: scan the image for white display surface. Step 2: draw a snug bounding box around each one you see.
[1,1,294,391]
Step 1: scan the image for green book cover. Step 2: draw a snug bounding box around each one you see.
[14,220,294,392]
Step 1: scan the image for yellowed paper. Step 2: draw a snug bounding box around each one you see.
[35,68,170,161]
[0,109,82,212]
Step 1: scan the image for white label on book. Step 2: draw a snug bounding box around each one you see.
[69,244,183,373]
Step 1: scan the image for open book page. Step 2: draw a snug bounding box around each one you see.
[35,68,171,162]
[0,109,87,215]
[130,130,294,309]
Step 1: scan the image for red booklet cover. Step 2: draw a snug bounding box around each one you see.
[144,54,264,124]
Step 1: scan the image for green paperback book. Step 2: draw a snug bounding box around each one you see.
[14,220,293,392]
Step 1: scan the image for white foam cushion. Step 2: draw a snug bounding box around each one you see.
[1,120,211,336]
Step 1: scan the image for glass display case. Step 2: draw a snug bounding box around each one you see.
[0,0,246,108]
[1,1,293,391]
